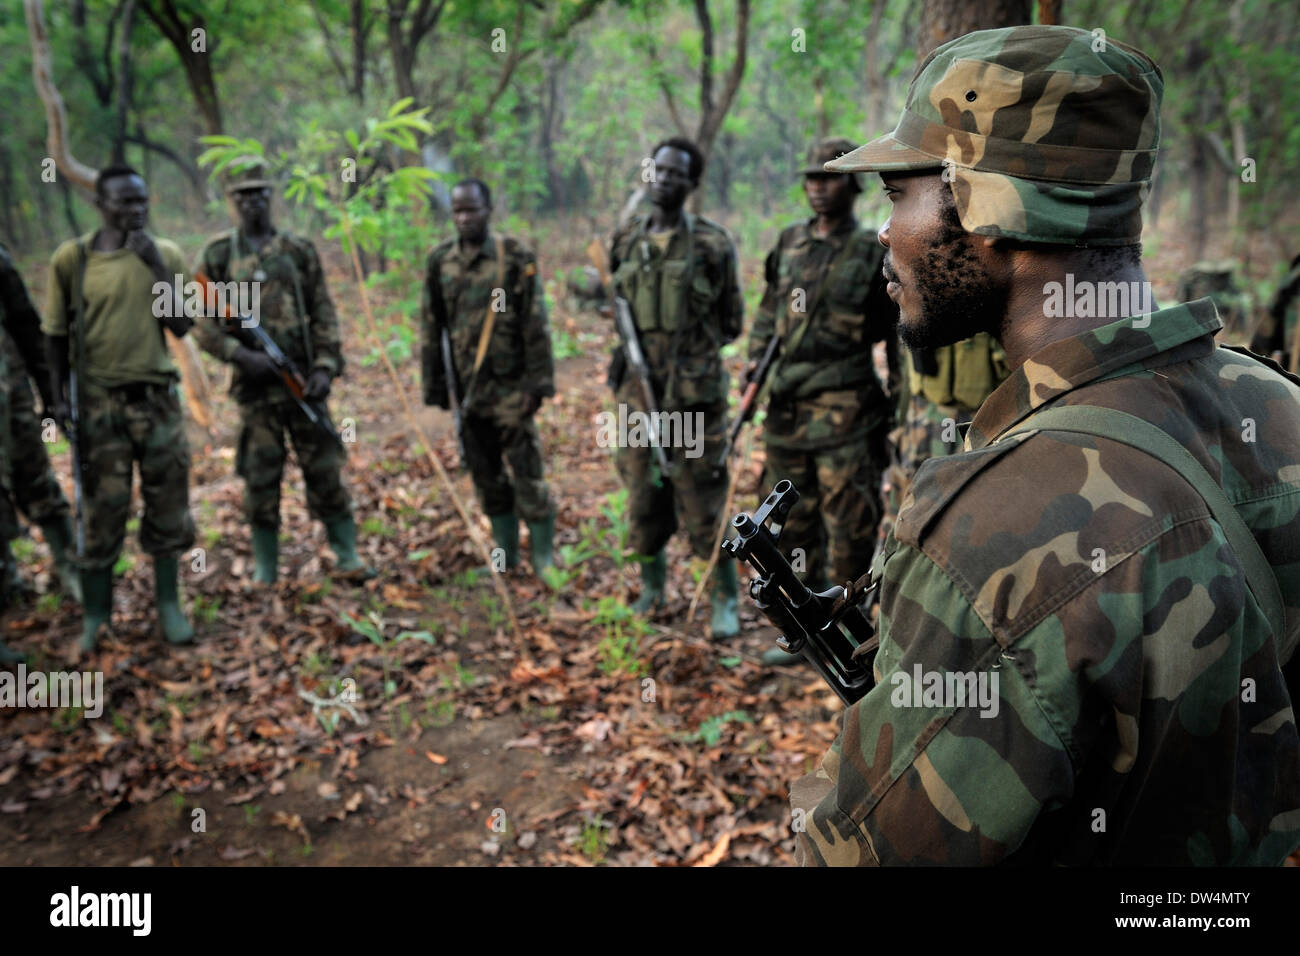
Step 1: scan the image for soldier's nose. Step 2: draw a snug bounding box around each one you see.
[879,219,891,247]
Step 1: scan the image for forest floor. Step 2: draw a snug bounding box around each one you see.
[0,232,841,867]
[2,216,1297,867]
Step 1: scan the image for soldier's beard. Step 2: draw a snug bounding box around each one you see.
[895,206,1007,352]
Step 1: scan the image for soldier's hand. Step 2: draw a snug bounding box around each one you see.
[741,360,759,385]
[521,392,542,417]
[303,368,332,401]
[125,230,165,275]
[233,345,280,384]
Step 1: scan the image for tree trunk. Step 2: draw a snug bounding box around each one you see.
[138,0,224,136]
[24,0,98,198]
[111,0,137,164]
[919,0,1031,57]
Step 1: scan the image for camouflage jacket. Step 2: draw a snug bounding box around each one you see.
[193,229,342,402]
[0,243,52,405]
[420,233,554,421]
[609,212,743,409]
[750,217,895,450]
[793,298,1300,866]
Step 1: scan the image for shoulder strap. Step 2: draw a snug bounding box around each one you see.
[464,233,506,404]
[70,238,89,373]
[1004,404,1286,639]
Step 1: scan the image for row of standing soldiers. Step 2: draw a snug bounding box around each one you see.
[4,143,1295,664]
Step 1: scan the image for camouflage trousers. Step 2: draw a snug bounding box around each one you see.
[0,345,70,542]
[761,424,888,589]
[613,390,729,559]
[461,411,553,521]
[236,397,352,529]
[79,380,195,571]
[881,393,979,536]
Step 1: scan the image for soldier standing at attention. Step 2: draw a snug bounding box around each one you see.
[0,244,81,602]
[420,178,556,574]
[43,165,197,650]
[747,138,897,665]
[194,162,372,584]
[609,138,744,638]
[791,26,1300,866]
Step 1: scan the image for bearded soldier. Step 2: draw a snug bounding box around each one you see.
[193,161,371,583]
[43,165,197,649]
[420,178,556,573]
[791,26,1300,866]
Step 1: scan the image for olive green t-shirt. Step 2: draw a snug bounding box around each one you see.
[43,232,185,387]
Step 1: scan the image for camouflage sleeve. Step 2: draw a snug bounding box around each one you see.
[749,243,780,365]
[419,251,448,407]
[190,243,241,364]
[792,543,1083,865]
[302,242,342,378]
[718,234,744,343]
[518,252,555,398]
[0,246,51,387]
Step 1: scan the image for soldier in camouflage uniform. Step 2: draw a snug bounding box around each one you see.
[421,178,556,572]
[790,26,1300,865]
[748,138,896,664]
[609,138,744,638]
[194,161,371,583]
[43,165,197,650]
[0,245,80,610]
[1249,252,1300,367]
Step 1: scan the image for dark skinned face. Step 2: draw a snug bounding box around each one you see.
[231,186,273,233]
[879,170,1007,351]
[97,174,150,234]
[803,173,855,218]
[451,184,490,245]
[649,146,694,211]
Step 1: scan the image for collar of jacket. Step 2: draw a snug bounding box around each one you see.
[452,232,499,268]
[966,297,1224,450]
[796,213,859,243]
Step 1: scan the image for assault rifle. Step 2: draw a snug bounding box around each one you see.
[193,271,344,451]
[720,479,878,705]
[441,325,466,466]
[586,239,673,478]
[717,334,780,468]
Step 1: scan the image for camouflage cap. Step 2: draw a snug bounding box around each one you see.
[826,25,1164,245]
[799,137,863,190]
[224,158,273,194]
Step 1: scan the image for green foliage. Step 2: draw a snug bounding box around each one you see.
[689,710,753,746]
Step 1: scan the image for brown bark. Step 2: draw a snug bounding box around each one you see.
[24,0,98,197]
[919,0,1031,58]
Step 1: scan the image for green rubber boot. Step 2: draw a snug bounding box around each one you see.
[154,556,194,645]
[488,512,521,571]
[631,551,667,615]
[761,646,803,666]
[39,516,82,604]
[80,567,114,652]
[527,511,555,573]
[710,560,740,639]
[325,514,376,580]
[251,525,278,584]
